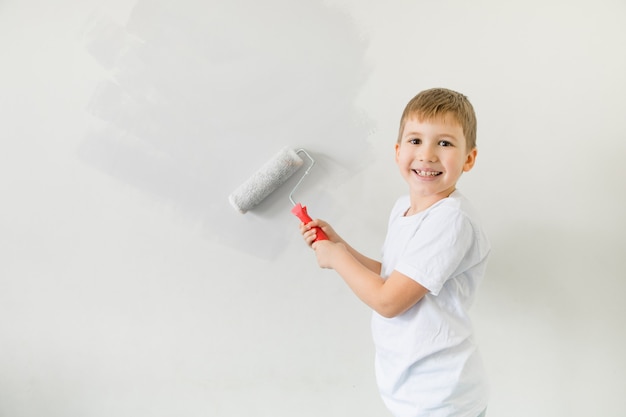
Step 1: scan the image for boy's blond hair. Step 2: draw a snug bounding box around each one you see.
[397,88,477,150]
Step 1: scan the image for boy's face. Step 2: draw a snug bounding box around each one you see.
[395,115,477,210]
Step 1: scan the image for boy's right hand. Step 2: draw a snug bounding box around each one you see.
[299,219,339,247]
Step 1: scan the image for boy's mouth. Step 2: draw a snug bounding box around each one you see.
[413,169,442,177]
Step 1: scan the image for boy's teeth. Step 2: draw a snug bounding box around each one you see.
[415,170,440,177]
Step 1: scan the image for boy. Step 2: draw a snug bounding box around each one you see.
[300,88,489,417]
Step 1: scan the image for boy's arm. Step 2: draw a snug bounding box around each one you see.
[339,241,382,275]
[313,240,428,318]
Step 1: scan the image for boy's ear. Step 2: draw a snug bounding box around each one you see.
[463,148,478,172]
[394,143,400,163]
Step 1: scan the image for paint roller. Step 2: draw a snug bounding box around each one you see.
[228,147,328,241]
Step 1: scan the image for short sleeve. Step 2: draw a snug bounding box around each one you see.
[394,207,476,295]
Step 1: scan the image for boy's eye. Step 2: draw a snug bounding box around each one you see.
[409,138,421,145]
[439,140,453,147]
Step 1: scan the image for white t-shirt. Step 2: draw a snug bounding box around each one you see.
[373,191,490,417]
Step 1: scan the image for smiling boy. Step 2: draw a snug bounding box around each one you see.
[300,88,490,417]
[397,115,476,214]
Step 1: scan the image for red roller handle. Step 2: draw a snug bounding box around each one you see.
[291,203,328,241]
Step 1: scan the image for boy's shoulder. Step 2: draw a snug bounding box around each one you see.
[391,191,478,219]
[390,192,486,240]
[433,191,481,219]
[433,192,490,248]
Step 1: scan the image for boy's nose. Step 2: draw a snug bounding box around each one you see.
[418,145,437,162]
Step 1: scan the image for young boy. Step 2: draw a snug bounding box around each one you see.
[300,88,489,417]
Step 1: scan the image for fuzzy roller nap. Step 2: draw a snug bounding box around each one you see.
[228,148,304,214]
[228,147,328,241]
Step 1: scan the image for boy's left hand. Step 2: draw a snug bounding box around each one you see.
[311,240,346,269]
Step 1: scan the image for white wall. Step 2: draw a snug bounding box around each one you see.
[1,0,625,416]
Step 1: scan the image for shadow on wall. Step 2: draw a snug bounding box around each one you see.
[78,0,373,259]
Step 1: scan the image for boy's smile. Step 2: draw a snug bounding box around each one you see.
[413,168,442,178]
[396,116,476,213]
